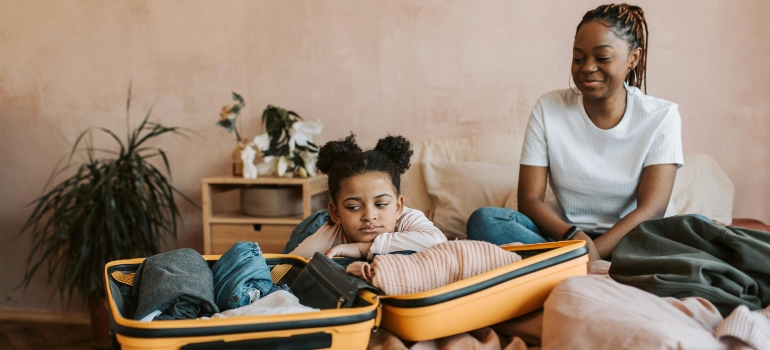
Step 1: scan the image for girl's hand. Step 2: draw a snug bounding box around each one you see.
[324,242,374,258]
[573,231,601,262]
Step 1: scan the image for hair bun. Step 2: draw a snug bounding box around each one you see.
[374,135,413,175]
[316,133,362,174]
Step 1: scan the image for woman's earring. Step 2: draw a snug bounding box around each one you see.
[625,69,637,96]
[568,74,582,95]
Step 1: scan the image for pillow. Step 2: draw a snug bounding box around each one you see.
[671,154,733,225]
[422,162,520,240]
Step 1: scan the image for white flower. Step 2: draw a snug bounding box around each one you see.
[289,120,322,154]
[277,156,289,177]
[294,120,323,136]
[251,133,271,152]
[299,151,317,177]
[257,155,293,177]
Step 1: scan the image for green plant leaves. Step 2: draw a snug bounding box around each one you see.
[17,88,197,309]
[259,105,311,173]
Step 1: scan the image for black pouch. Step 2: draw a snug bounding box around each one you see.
[290,252,381,309]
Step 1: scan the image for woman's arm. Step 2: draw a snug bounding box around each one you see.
[518,165,601,261]
[592,163,677,259]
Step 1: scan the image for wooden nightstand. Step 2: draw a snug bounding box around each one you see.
[201,176,328,254]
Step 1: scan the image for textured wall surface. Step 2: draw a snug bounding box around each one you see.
[1,0,768,314]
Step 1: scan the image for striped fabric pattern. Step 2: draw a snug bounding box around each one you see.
[346,240,522,295]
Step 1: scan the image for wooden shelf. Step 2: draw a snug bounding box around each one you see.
[209,211,304,225]
[202,175,327,186]
[201,175,328,254]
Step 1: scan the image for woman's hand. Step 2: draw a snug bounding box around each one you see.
[324,242,374,258]
[573,231,601,261]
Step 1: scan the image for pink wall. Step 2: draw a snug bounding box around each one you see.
[1,1,768,314]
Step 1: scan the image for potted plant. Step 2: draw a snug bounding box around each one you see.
[254,104,322,178]
[216,92,322,178]
[17,87,196,348]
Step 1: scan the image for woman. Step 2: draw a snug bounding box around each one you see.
[467,3,683,261]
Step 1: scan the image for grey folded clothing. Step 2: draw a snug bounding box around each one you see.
[132,248,219,320]
[610,216,770,317]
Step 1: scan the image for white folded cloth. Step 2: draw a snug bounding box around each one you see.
[198,290,319,319]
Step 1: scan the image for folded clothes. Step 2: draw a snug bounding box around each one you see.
[211,241,290,311]
[199,290,319,319]
[346,240,522,295]
[132,248,219,320]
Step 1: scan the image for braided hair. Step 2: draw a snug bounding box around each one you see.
[577,3,649,92]
[316,133,413,204]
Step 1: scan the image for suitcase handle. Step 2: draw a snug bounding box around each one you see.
[180,332,332,350]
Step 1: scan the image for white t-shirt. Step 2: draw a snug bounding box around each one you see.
[289,207,447,259]
[520,87,683,234]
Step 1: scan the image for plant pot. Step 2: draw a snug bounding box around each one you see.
[241,185,303,217]
[89,296,111,349]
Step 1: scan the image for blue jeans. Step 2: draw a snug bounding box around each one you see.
[466,207,549,245]
[211,241,287,311]
[466,207,712,245]
[282,210,331,254]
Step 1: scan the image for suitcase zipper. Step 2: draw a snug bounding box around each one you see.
[307,264,349,309]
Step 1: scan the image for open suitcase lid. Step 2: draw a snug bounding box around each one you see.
[377,240,588,307]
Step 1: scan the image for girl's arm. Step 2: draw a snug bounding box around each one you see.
[324,209,446,259]
[290,223,343,259]
[367,208,447,258]
[518,165,601,261]
[592,163,677,259]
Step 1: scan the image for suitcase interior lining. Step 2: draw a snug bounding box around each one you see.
[106,257,378,339]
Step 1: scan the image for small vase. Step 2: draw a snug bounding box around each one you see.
[232,145,243,176]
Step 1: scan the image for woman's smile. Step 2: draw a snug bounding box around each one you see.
[580,79,603,89]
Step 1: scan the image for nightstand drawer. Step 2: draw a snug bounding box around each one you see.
[210,223,293,254]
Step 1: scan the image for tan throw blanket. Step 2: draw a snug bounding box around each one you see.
[347,240,522,295]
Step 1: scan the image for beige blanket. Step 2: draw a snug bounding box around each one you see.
[368,260,770,350]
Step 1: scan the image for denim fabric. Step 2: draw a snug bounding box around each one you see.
[281,210,331,253]
[466,207,550,245]
[685,213,711,222]
[211,242,275,311]
[466,207,713,246]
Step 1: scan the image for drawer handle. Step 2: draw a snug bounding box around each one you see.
[252,224,262,231]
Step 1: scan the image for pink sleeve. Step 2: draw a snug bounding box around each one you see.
[368,208,447,259]
[289,224,346,259]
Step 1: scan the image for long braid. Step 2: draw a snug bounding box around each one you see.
[577,3,649,92]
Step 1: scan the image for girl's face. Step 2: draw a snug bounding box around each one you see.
[571,20,640,101]
[328,172,405,243]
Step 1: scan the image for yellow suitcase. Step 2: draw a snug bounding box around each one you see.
[104,254,380,350]
[379,240,588,341]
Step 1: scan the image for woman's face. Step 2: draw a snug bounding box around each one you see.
[328,172,404,243]
[572,20,640,101]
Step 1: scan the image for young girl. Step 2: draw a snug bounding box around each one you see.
[287,134,447,259]
[467,3,683,261]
